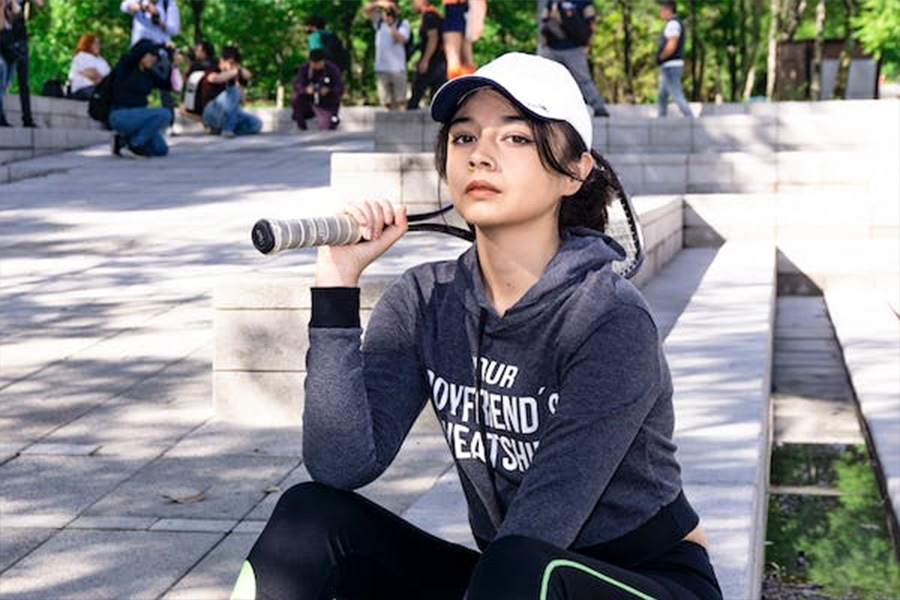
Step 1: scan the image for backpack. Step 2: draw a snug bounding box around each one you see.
[182,70,207,114]
[558,4,592,46]
[88,70,117,128]
[42,79,65,98]
[319,31,349,74]
[402,20,415,62]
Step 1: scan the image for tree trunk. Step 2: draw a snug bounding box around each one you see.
[810,0,826,100]
[619,0,635,102]
[766,0,779,99]
[833,0,857,99]
[190,0,205,44]
[689,0,699,100]
[728,4,739,101]
[742,0,763,99]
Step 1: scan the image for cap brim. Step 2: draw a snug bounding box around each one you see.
[430,76,548,124]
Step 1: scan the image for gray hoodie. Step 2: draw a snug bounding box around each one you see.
[304,227,697,558]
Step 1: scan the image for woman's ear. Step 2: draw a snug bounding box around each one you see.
[562,151,595,196]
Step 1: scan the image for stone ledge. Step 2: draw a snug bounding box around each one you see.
[825,290,900,539]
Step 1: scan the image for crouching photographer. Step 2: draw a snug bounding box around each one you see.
[200,45,261,138]
[109,39,172,157]
[290,49,343,131]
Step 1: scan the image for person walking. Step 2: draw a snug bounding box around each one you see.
[656,0,693,118]
[406,0,446,109]
[228,52,722,600]
[539,0,608,118]
[0,0,41,128]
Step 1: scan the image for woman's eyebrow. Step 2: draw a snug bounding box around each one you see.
[449,114,527,127]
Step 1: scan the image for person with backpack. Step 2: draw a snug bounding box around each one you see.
[539,0,609,118]
[655,0,692,118]
[0,0,42,128]
[364,0,411,111]
[108,39,172,157]
[406,0,446,110]
[304,16,349,76]
[291,49,343,131]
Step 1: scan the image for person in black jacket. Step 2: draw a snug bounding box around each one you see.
[108,38,172,157]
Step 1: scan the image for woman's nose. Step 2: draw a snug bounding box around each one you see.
[467,140,496,170]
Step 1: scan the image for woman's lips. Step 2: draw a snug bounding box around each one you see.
[465,180,501,195]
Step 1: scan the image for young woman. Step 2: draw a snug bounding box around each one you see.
[232,52,722,600]
[67,34,110,101]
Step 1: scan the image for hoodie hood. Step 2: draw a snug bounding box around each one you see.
[453,227,626,329]
[129,39,160,61]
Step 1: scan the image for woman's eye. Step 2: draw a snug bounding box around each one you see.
[451,133,476,145]
[507,134,533,145]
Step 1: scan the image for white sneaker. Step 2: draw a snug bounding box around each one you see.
[222,130,236,139]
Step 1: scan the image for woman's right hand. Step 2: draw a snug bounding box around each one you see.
[315,200,408,287]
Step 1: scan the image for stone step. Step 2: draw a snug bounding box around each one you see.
[331,149,899,201]
[373,99,900,154]
[0,127,112,166]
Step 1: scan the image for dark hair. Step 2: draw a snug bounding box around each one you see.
[433,100,624,234]
[659,0,677,12]
[198,40,216,62]
[221,45,241,63]
[305,15,325,29]
[310,49,326,63]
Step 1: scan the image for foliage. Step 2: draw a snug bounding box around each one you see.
[853,0,900,78]
[13,0,900,104]
[765,444,900,598]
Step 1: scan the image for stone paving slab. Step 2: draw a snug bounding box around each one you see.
[162,532,257,600]
[0,530,222,600]
[84,454,299,522]
[0,528,55,573]
[0,455,148,524]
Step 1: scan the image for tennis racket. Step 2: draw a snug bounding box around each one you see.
[252,193,644,279]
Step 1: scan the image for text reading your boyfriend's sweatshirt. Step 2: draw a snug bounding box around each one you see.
[303,227,697,556]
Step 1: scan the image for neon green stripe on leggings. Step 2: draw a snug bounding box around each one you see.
[539,559,658,600]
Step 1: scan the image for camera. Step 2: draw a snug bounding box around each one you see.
[385,7,397,18]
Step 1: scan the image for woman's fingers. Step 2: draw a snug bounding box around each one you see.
[343,200,401,241]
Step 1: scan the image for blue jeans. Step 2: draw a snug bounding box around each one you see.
[0,55,11,119]
[109,107,170,156]
[658,65,693,118]
[202,86,262,135]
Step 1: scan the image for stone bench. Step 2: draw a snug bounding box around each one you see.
[172,105,378,135]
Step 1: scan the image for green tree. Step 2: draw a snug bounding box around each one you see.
[853,0,900,78]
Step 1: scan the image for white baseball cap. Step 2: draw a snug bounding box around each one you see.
[430,52,593,150]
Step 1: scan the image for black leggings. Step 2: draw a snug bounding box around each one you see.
[243,482,721,600]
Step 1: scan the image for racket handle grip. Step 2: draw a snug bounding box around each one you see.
[252,216,364,255]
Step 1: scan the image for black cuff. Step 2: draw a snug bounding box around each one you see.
[310,287,360,328]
